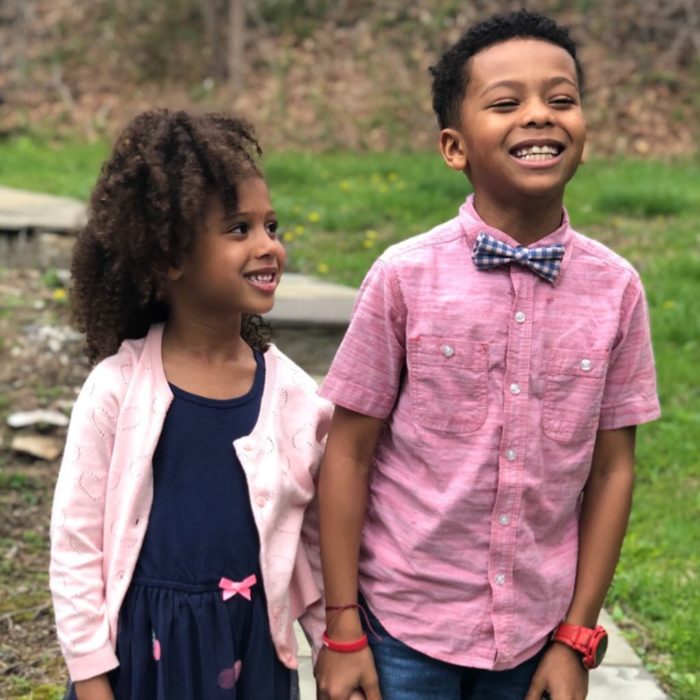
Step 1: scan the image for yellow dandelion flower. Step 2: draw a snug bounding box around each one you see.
[339,180,352,191]
[317,262,329,274]
[294,224,305,235]
[283,231,295,242]
[52,288,67,301]
[308,211,321,223]
[365,229,378,239]
[663,300,676,310]
[362,240,374,249]
[388,172,399,182]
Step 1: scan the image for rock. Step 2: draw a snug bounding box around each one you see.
[7,409,69,429]
[10,434,64,461]
[54,399,76,413]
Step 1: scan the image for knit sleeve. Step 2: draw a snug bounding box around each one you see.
[49,358,121,681]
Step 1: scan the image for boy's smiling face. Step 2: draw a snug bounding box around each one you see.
[439,38,586,214]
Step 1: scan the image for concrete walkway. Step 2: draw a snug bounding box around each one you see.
[0,185,86,232]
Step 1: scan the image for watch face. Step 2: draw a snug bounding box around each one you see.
[594,631,609,667]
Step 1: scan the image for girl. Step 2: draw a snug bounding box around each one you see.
[50,109,330,699]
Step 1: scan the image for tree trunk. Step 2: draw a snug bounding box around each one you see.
[228,0,245,95]
[199,0,227,80]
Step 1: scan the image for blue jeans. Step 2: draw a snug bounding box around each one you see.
[361,600,547,700]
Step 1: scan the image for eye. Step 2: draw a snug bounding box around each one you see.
[490,99,519,111]
[550,95,577,107]
[266,220,279,238]
[227,222,248,235]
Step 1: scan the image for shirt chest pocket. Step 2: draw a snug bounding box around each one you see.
[543,348,610,443]
[408,335,489,433]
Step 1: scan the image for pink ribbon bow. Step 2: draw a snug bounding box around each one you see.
[219,574,257,601]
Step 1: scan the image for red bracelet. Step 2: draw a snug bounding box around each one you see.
[322,630,369,653]
[325,602,380,640]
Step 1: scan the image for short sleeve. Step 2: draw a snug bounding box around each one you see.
[598,274,660,430]
[320,258,406,418]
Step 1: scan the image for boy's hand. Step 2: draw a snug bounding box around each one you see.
[524,643,588,700]
[315,646,381,700]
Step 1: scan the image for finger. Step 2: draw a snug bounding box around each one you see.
[363,680,382,700]
[523,678,547,700]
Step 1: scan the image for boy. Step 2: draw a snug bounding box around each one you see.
[315,9,660,700]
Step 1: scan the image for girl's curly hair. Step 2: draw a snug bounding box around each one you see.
[71,109,271,363]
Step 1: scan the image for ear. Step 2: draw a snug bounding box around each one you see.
[438,128,468,172]
[580,141,590,165]
[166,265,183,282]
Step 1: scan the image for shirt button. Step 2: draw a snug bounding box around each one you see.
[505,449,517,462]
[441,344,455,358]
[510,383,521,395]
[495,572,506,586]
[499,514,510,526]
[515,311,526,323]
[580,358,592,371]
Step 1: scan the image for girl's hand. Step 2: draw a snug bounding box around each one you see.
[73,674,115,700]
[524,643,588,700]
[315,646,382,700]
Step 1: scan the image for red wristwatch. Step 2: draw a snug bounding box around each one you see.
[552,622,608,669]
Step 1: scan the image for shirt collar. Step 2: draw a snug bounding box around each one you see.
[458,194,574,284]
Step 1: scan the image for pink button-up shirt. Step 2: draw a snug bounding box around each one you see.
[320,196,660,670]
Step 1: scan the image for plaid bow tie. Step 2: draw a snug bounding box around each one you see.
[472,232,565,283]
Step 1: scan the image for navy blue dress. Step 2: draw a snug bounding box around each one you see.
[70,351,294,699]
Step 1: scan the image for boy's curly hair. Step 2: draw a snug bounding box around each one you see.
[430,9,585,130]
[71,109,271,363]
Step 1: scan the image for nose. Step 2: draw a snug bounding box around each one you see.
[522,98,554,128]
[253,226,282,259]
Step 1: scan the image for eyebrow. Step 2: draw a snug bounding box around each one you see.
[480,76,578,96]
[224,209,277,220]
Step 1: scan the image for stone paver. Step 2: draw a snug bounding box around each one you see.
[0,185,86,232]
[269,273,357,327]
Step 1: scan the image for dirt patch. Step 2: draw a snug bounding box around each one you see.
[0,268,88,697]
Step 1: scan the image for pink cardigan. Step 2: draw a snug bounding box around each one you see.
[50,324,332,681]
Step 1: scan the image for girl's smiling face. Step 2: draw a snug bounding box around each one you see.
[439,38,586,212]
[168,177,286,322]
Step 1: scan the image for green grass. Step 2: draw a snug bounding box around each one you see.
[0,135,108,200]
[1,136,699,698]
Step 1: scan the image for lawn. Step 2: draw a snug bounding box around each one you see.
[1,136,699,699]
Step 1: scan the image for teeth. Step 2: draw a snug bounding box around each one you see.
[248,273,274,282]
[513,144,560,159]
